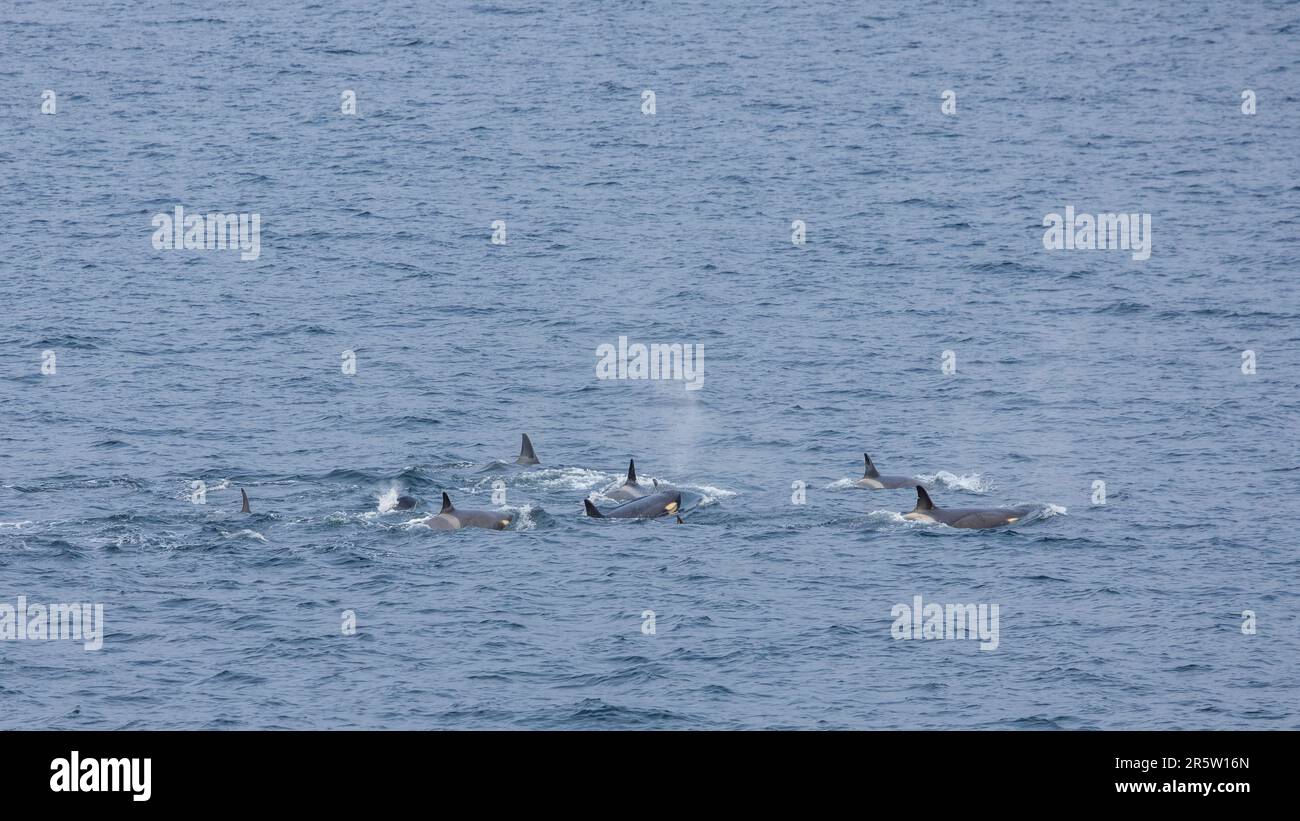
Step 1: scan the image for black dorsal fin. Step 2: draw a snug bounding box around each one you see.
[912,485,935,512]
[583,499,604,518]
[440,492,454,514]
[240,488,250,514]
[863,453,881,479]
[516,434,540,465]
[626,458,637,485]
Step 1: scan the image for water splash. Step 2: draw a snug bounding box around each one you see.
[377,486,401,513]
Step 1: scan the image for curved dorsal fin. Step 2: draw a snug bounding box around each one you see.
[583,499,604,518]
[516,434,540,465]
[240,488,250,513]
[863,453,881,479]
[912,485,935,512]
[440,492,454,514]
[626,458,637,485]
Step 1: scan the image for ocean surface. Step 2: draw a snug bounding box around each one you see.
[1,0,1298,729]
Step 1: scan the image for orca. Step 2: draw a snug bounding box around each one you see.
[902,486,1033,529]
[856,453,919,489]
[516,433,540,465]
[584,489,682,520]
[479,434,543,473]
[240,489,250,513]
[393,495,419,510]
[604,459,651,501]
[420,492,513,531]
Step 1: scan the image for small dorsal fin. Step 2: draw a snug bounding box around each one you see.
[863,453,881,479]
[240,488,250,514]
[440,492,454,514]
[516,434,540,465]
[675,515,684,524]
[626,458,637,485]
[912,485,935,512]
[583,499,604,518]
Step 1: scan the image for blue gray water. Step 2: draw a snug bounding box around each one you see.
[1,1,1298,729]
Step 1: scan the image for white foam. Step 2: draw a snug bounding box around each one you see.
[111,531,181,550]
[867,510,940,529]
[514,467,615,492]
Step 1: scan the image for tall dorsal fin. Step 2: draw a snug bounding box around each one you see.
[516,433,540,465]
[440,492,454,514]
[863,453,881,479]
[583,499,604,518]
[912,485,935,512]
[240,488,250,514]
[626,458,637,485]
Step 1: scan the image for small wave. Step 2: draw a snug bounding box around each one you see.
[109,531,180,550]
[682,483,736,507]
[917,471,991,493]
[324,510,400,527]
[866,510,917,526]
[220,529,267,542]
